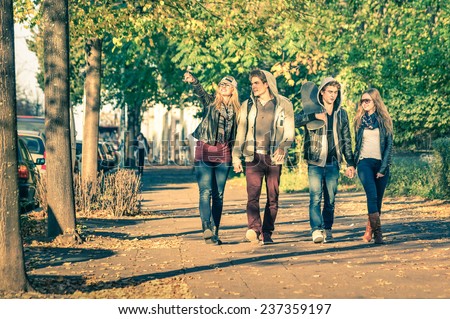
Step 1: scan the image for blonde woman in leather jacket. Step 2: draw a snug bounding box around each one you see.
[184,72,240,245]
[354,88,393,244]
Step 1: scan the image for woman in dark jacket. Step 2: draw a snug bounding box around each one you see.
[184,71,240,245]
[135,132,149,175]
[354,88,393,244]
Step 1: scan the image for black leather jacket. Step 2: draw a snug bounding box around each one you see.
[295,108,355,167]
[354,121,393,175]
[190,79,237,146]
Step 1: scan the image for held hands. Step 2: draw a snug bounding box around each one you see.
[183,72,195,83]
[345,166,356,179]
[376,172,385,179]
[273,148,286,163]
[233,162,243,174]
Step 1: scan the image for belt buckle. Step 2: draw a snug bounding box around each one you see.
[256,149,268,155]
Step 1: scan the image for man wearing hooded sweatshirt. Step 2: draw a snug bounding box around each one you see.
[296,77,355,243]
[233,69,295,245]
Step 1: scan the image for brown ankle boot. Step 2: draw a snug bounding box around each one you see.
[369,212,384,244]
[362,219,373,242]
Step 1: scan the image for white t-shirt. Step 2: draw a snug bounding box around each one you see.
[360,128,382,160]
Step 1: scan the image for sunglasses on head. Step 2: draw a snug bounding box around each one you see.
[361,99,372,104]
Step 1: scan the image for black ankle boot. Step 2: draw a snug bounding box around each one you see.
[210,226,222,245]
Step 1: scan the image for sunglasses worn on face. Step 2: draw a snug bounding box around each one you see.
[361,99,372,104]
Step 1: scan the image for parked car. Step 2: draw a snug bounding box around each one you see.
[75,141,115,173]
[17,138,45,212]
[100,141,120,168]
[74,140,82,173]
[17,115,77,173]
[98,142,116,172]
[18,130,46,174]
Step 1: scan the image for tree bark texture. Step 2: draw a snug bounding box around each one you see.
[126,102,139,167]
[82,38,102,184]
[43,0,78,239]
[0,0,32,292]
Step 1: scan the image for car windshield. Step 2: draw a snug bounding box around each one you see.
[19,136,45,155]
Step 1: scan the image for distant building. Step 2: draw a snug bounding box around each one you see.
[74,100,200,166]
[141,104,200,165]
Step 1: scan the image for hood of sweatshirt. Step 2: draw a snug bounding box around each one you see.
[250,70,280,102]
[317,76,342,111]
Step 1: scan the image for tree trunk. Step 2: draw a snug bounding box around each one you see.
[133,101,141,137]
[43,0,80,242]
[125,101,140,167]
[0,0,33,292]
[82,38,102,184]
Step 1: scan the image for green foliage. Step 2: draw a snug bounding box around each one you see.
[12,0,38,23]
[268,152,449,200]
[387,156,435,198]
[18,0,450,148]
[431,138,450,198]
[279,164,309,193]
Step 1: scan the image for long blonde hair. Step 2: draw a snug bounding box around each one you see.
[354,88,393,135]
[213,77,240,115]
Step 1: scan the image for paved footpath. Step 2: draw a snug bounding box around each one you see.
[137,166,450,298]
[26,166,450,299]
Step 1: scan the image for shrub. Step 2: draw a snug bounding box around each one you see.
[73,173,102,215]
[431,138,450,198]
[228,149,449,200]
[35,173,48,214]
[387,157,433,197]
[74,169,142,216]
[98,170,142,217]
[280,164,309,193]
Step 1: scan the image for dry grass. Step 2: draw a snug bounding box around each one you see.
[98,170,142,217]
[34,173,47,213]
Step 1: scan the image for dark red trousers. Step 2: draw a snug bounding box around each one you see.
[245,153,282,235]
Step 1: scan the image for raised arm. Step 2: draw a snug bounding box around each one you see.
[184,72,215,110]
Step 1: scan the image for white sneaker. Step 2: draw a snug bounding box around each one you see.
[312,230,324,243]
[203,229,213,240]
[324,229,334,243]
[245,229,260,244]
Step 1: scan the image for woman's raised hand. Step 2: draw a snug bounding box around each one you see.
[183,72,194,83]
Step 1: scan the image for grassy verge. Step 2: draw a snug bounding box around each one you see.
[229,154,448,200]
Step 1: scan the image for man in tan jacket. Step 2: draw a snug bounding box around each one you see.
[233,69,294,245]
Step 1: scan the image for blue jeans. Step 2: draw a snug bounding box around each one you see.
[357,158,390,214]
[308,162,340,232]
[195,161,231,229]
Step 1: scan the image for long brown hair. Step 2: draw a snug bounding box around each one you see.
[213,76,240,115]
[354,88,393,135]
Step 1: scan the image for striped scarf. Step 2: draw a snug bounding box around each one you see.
[216,103,235,143]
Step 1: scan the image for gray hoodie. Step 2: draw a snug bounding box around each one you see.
[317,76,342,111]
[295,76,354,167]
[232,70,295,165]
